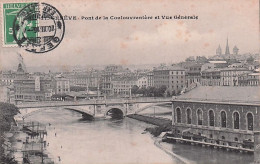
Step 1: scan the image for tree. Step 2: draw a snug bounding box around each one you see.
[154,85,167,97]
[146,86,156,97]
[131,85,139,95]
[137,87,147,96]
[246,56,254,64]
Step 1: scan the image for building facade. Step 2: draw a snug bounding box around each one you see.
[153,65,185,95]
[220,68,251,86]
[201,68,221,86]
[111,76,137,95]
[147,71,154,87]
[13,76,53,102]
[137,76,148,88]
[55,75,70,94]
[171,86,260,151]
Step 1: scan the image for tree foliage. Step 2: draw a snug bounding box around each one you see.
[131,85,167,97]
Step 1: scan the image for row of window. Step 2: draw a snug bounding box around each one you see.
[176,108,254,131]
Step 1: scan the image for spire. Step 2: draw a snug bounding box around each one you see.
[225,37,230,55]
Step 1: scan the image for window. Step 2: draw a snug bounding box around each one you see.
[186,108,192,124]
[176,108,181,123]
[209,110,214,126]
[197,109,203,125]
[221,111,227,128]
[233,112,240,129]
[247,113,253,131]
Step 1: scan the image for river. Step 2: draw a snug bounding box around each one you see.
[20,107,254,164]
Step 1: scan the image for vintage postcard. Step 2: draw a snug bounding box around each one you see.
[0,0,259,164]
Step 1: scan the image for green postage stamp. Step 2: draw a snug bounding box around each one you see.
[2,2,65,52]
[2,3,31,46]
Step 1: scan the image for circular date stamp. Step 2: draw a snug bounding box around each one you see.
[13,2,65,53]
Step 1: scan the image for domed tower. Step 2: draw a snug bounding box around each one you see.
[216,44,222,55]
[233,45,239,55]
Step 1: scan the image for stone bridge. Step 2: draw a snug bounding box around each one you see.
[17,98,172,120]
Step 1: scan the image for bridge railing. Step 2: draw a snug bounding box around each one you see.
[16,97,174,108]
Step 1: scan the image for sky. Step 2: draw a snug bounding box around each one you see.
[0,0,259,69]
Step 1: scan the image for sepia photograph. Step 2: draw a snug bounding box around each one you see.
[0,0,259,163]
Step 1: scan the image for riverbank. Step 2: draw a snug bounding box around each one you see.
[127,114,192,164]
[127,114,172,137]
[0,102,20,164]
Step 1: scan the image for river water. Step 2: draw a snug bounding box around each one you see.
[20,107,254,164]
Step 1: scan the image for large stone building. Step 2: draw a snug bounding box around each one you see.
[101,65,125,95]
[238,72,260,86]
[147,71,154,87]
[220,67,251,86]
[111,76,137,95]
[137,76,148,88]
[54,75,70,95]
[153,65,185,95]
[65,71,101,88]
[184,63,203,88]
[172,86,260,151]
[201,68,221,86]
[13,76,53,102]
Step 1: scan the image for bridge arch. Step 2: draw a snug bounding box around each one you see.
[21,107,94,120]
[105,107,125,119]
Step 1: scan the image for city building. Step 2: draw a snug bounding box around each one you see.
[101,65,125,95]
[13,76,53,102]
[201,68,221,86]
[153,65,185,95]
[54,75,70,94]
[65,71,101,88]
[147,71,154,87]
[238,72,260,86]
[185,63,203,88]
[172,86,260,151]
[0,71,15,86]
[137,76,148,88]
[111,76,137,95]
[220,67,251,86]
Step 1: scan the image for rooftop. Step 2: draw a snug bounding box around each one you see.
[176,86,260,105]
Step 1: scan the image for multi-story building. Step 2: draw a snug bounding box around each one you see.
[13,76,53,102]
[147,71,154,87]
[65,71,101,88]
[220,67,251,86]
[171,86,260,151]
[137,76,148,88]
[248,73,260,86]
[0,70,15,86]
[238,72,260,86]
[153,65,185,95]
[201,68,221,86]
[185,63,203,87]
[54,75,70,94]
[101,65,124,95]
[111,76,137,95]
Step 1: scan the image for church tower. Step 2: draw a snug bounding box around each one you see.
[225,37,230,55]
[233,45,239,55]
[216,44,222,55]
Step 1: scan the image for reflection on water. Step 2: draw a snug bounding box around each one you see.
[21,108,175,164]
[21,107,254,164]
